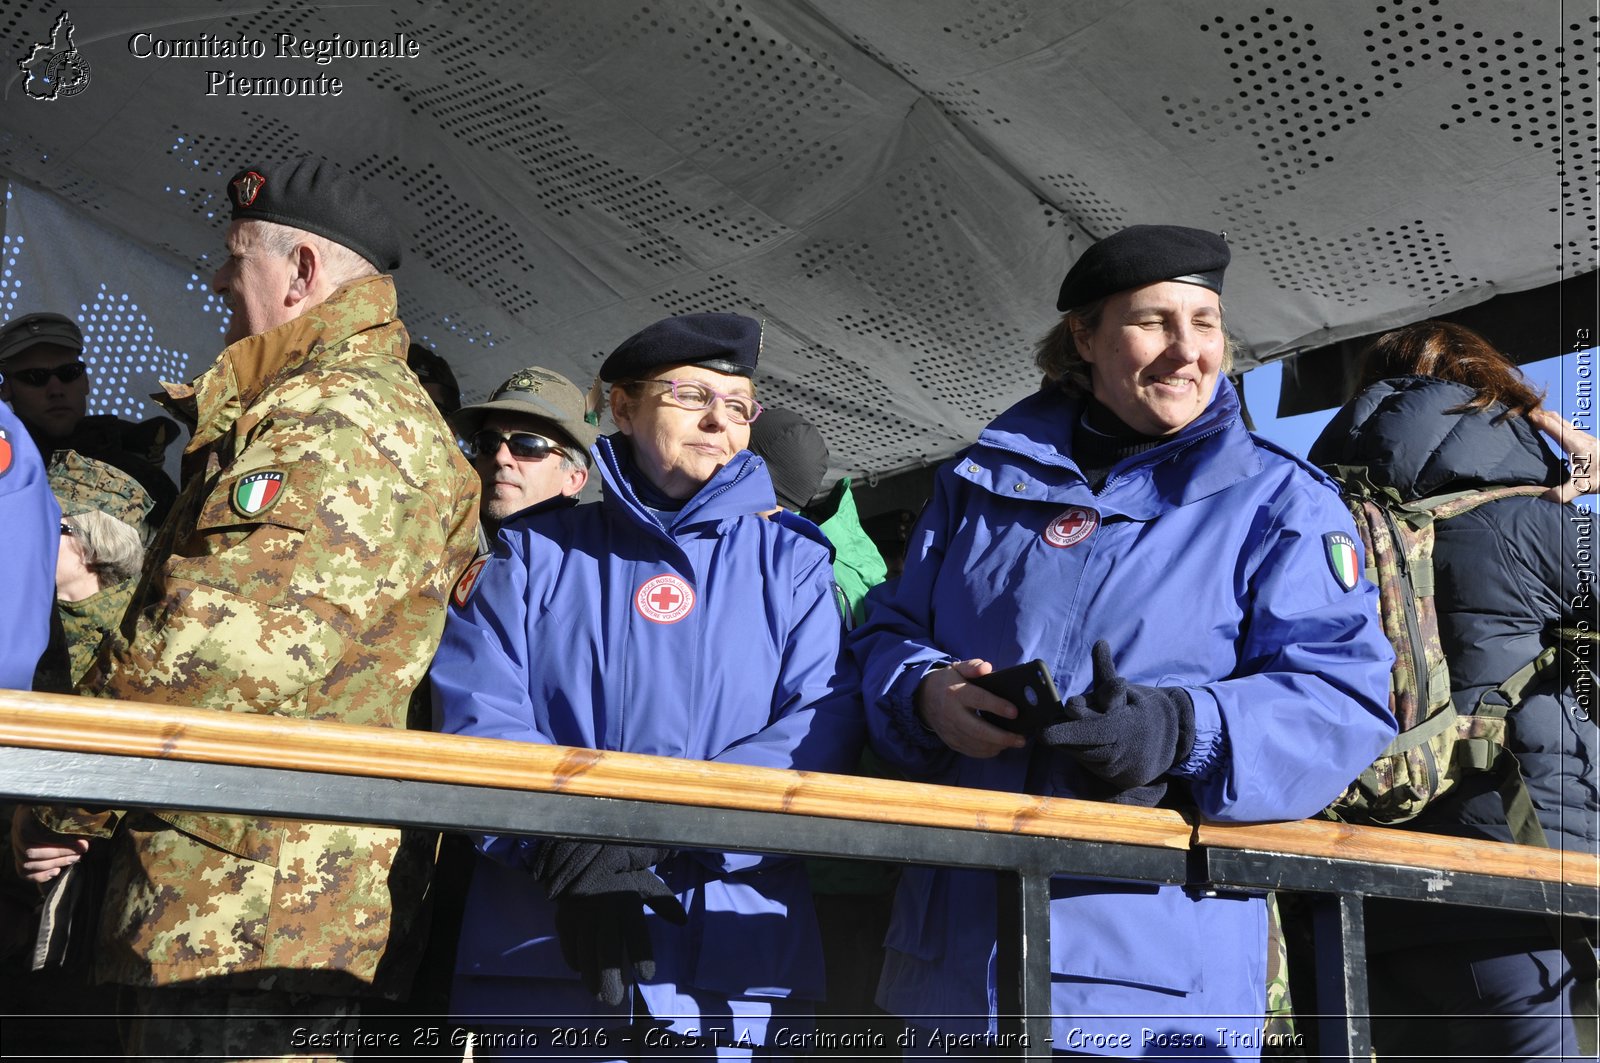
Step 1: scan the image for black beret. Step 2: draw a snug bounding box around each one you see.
[748,407,829,511]
[227,158,402,272]
[1056,225,1229,312]
[600,313,762,382]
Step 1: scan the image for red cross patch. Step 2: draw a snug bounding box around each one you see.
[635,573,695,625]
[0,428,12,480]
[1043,505,1098,548]
[451,555,489,608]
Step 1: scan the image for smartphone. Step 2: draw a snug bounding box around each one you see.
[969,659,1064,736]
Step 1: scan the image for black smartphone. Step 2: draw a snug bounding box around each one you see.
[969,659,1064,736]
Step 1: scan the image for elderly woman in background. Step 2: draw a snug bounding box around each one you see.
[848,225,1395,1058]
[45,453,154,687]
[55,509,144,684]
[430,312,862,1059]
[1309,321,1596,1063]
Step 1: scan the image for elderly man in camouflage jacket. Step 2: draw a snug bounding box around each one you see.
[12,158,481,1059]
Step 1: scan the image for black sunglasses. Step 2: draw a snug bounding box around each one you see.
[8,362,88,387]
[59,522,75,537]
[467,428,563,462]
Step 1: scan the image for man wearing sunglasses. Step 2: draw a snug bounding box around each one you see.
[0,312,178,536]
[449,365,597,539]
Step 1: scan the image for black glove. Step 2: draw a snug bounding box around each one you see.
[1040,640,1196,791]
[532,841,688,1005]
[554,894,675,1007]
[529,840,674,901]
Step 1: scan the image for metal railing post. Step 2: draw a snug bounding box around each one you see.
[995,867,1054,1059]
[1311,892,1372,1061]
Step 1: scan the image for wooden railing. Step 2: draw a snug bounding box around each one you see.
[2,689,1596,1059]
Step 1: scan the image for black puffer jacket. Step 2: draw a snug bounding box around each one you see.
[1310,376,1596,855]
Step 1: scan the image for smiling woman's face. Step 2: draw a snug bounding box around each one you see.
[1072,280,1225,436]
[610,364,754,499]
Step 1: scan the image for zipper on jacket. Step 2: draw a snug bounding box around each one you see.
[1101,421,1230,494]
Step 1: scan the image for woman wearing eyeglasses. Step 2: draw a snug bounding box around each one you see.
[430,312,862,1058]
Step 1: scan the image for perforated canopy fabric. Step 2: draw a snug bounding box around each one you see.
[0,0,1593,481]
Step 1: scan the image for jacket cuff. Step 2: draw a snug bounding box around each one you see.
[887,658,957,755]
[1172,685,1227,779]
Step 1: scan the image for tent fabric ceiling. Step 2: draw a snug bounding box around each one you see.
[0,0,1593,482]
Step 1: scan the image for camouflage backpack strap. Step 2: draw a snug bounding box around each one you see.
[1553,626,1600,713]
[1473,637,1598,1055]
[1408,482,1552,523]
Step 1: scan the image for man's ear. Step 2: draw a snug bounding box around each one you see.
[284,242,319,309]
[563,464,589,497]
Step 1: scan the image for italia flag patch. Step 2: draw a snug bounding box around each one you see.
[635,573,695,624]
[0,428,12,480]
[232,470,285,517]
[1325,531,1361,591]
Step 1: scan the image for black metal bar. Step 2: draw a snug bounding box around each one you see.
[995,867,1054,1059]
[1310,892,1371,1062]
[0,746,1188,883]
[1202,846,1599,918]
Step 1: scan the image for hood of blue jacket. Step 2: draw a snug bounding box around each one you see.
[1308,375,1564,498]
[968,376,1278,519]
[594,432,778,534]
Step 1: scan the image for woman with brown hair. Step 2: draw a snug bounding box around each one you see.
[1310,320,1595,1062]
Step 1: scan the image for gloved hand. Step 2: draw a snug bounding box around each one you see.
[528,840,674,901]
[554,891,687,1006]
[532,841,688,1005]
[1040,640,1196,791]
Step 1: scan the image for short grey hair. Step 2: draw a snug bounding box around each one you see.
[255,221,379,287]
[63,510,144,585]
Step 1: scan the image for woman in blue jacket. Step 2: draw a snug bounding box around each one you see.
[1310,321,1596,1063]
[430,313,863,1058]
[848,225,1396,1058]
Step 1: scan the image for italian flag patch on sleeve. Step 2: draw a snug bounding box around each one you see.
[1324,531,1360,592]
[232,470,286,517]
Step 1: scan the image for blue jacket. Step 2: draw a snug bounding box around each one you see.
[430,436,863,1031]
[849,379,1395,1051]
[0,401,59,689]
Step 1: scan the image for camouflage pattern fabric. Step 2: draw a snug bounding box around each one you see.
[30,275,481,996]
[47,450,155,528]
[57,577,135,686]
[39,413,181,537]
[1324,480,1551,825]
[1262,892,1303,1059]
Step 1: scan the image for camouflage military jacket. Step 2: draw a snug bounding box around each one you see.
[57,578,135,687]
[36,276,480,994]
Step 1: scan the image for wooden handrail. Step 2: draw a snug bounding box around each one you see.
[0,690,1190,850]
[2,689,1596,890]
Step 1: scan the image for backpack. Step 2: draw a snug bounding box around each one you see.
[1318,470,1560,836]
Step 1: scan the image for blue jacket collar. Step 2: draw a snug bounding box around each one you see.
[964,378,1258,516]
[594,433,778,535]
